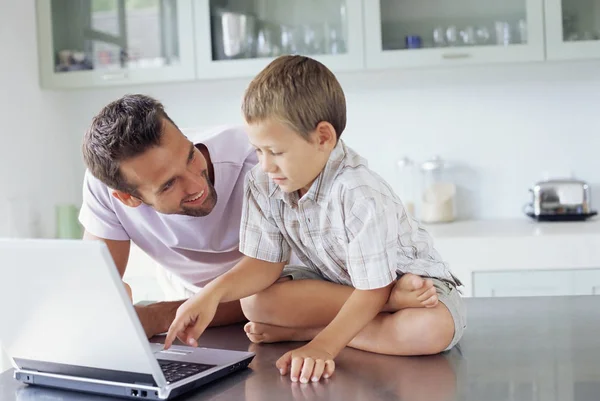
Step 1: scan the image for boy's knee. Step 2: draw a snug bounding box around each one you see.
[240,289,280,322]
[393,307,454,355]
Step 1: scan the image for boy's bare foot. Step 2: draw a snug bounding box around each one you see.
[244,322,319,344]
[383,274,438,312]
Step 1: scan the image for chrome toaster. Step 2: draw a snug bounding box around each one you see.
[525,178,597,221]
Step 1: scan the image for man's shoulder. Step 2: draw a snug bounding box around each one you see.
[183,125,255,166]
[83,169,112,196]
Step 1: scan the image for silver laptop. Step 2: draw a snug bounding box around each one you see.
[0,239,254,400]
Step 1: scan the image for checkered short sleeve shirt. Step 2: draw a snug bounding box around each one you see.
[239,140,460,290]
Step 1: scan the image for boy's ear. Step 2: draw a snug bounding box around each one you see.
[314,122,337,149]
[112,190,143,208]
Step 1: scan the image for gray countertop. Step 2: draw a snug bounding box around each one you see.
[2,296,600,401]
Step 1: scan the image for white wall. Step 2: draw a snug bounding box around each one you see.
[63,61,600,220]
[0,1,75,238]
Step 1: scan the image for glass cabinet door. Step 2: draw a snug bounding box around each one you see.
[545,0,600,60]
[36,0,195,88]
[364,0,545,69]
[194,0,364,79]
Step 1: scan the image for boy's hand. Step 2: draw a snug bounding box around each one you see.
[276,344,336,383]
[163,291,219,350]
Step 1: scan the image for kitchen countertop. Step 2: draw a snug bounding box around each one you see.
[2,295,600,401]
[423,217,600,239]
[421,219,600,296]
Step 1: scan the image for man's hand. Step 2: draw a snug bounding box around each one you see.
[132,301,182,338]
[276,343,336,383]
[135,304,165,338]
[163,291,220,349]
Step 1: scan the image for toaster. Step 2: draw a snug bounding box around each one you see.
[526,178,597,221]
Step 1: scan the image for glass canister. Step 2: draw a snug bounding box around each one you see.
[419,156,457,223]
[396,156,417,217]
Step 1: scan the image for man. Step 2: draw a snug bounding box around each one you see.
[79,94,256,337]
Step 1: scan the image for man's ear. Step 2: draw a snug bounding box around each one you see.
[314,122,337,150]
[112,190,143,208]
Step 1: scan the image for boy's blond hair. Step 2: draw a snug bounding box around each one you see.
[242,55,346,140]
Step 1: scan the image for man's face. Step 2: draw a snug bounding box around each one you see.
[117,120,217,216]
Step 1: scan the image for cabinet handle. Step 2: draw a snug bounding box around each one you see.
[102,72,129,81]
[442,53,471,60]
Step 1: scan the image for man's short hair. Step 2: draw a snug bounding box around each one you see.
[82,94,176,193]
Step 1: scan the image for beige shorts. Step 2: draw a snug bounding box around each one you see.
[280,265,467,352]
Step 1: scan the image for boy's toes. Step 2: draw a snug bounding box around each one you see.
[244,322,255,334]
[246,332,266,343]
[417,285,437,301]
[397,273,425,291]
[422,293,439,308]
[423,278,434,290]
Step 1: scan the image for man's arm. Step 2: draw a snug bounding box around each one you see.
[82,230,182,337]
[83,230,131,287]
[83,231,246,338]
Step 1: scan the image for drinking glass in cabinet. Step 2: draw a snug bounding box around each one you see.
[209,0,349,60]
[379,0,529,50]
[50,0,182,73]
[561,0,600,42]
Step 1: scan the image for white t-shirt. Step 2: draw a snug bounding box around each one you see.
[79,126,257,288]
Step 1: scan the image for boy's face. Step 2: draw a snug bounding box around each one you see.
[246,119,336,196]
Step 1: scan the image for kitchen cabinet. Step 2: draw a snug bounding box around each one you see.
[363,0,545,70]
[572,268,600,294]
[193,0,365,79]
[33,1,600,90]
[545,0,600,60]
[473,268,600,297]
[35,0,196,89]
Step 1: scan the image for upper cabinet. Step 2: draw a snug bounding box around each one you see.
[36,0,196,89]
[545,0,600,60]
[193,0,365,79]
[364,0,545,69]
[34,0,600,88]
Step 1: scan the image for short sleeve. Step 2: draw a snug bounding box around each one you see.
[239,173,290,263]
[344,194,397,290]
[78,170,130,241]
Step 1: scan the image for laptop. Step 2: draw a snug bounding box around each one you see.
[0,239,254,400]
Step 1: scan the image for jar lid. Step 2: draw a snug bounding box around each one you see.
[421,155,445,171]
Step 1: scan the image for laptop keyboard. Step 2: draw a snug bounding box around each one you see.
[158,360,216,383]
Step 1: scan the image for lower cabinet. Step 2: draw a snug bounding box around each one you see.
[473,268,600,297]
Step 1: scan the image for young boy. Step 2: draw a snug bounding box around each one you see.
[164,55,466,384]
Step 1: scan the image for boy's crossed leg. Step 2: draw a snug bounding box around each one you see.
[240,273,464,356]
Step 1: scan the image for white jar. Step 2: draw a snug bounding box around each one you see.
[420,156,457,223]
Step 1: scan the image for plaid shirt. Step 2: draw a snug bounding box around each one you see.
[239,140,460,290]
